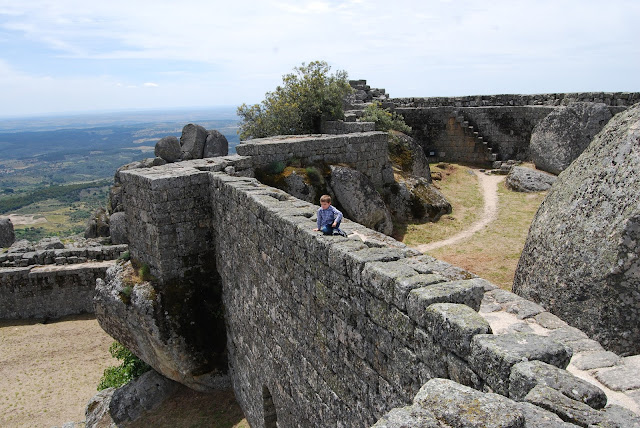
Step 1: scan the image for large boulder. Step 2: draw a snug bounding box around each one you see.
[203,130,229,158]
[85,370,179,427]
[94,261,228,392]
[389,132,431,179]
[506,166,557,192]
[180,124,207,160]
[328,165,393,235]
[84,208,110,239]
[109,212,128,245]
[513,103,640,355]
[154,136,181,163]
[530,102,613,175]
[384,177,451,222]
[0,218,15,248]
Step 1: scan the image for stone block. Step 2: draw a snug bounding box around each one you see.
[469,333,572,396]
[422,303,491,356]
[406,279,485,327]
[509,360,607,409]
[393,273,446,311]
[371,405,441,428]
[524,385,605,427]
[594,364,640,392]
[361,260,417,302]
[413,378,525,428]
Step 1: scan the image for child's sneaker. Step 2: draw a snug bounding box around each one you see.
[334,229,348,237]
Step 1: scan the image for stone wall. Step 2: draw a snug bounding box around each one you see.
[0,244,127,268]
[119,143,638,426]
[382,93,636,164]
[0,261,116,319]
[389,92,640,108]
[236,132,394,187]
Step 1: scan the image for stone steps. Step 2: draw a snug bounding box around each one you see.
[452,110,497,163]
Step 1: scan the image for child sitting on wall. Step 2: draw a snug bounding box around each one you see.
[314,195,348,237]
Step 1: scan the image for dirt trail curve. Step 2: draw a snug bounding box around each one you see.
[414,169,505,253]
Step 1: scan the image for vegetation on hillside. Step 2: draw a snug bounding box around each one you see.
[0,180,110,214]
[360,102,411,133]
[237,61,352,139]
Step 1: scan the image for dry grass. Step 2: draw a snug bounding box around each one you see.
[401,164,547,290]
[400,163,483,245]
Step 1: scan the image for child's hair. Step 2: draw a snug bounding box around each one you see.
[320,194,332,203]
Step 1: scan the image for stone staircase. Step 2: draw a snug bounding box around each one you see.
[450,110,498,164]
[343,79,390,122]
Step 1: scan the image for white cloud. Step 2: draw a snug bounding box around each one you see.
[0,0,638,115]
[143,82,158,87]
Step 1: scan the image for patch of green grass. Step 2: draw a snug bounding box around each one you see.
[401,163,483,246]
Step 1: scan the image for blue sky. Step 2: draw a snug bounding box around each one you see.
[0,0,638,117]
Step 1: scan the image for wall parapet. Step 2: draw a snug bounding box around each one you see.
[389,92,640,108]
[0,260,116,319]
[116,136,639,426]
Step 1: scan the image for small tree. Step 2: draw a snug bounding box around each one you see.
[360,102,411,133]
[237,61,352,140]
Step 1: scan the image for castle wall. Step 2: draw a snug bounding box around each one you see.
[386,92,637,164]
[0,261,116,319]
[118,144,634,426]
[236,132,394,187]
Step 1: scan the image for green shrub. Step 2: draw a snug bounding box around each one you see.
[118,250,130,261]
[237,61,352,139]
[97,341,151,390]
[138,263,152,282]
[360,102,411,133]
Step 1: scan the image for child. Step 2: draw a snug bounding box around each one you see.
[314,195,347,237]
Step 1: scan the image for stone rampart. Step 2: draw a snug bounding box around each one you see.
[383,93,637,164]
[0,260,116,319]
[0,244,128,268]
[117,142,639,427]
[236,132,394,187]
[389,92,640,108]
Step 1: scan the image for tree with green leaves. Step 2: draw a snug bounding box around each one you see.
[360,101,411,133]
[237,61,352,140]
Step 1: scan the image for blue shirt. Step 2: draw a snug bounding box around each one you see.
[317,205,343,229]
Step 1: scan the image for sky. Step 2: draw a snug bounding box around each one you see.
[0,0,638,118]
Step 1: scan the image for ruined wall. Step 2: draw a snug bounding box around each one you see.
[118,143,638,426]
[389,92,640,108]
[387,93,637,163]
[236,132,394,187]
[0,261,116,319]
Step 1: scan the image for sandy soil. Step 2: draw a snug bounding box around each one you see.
[2,214,48,226]
[414,169,505,252]
[0,315,116,428]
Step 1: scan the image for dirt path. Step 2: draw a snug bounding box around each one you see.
[414,169,505,252]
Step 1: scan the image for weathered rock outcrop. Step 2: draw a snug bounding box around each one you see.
[154,136,181,163]
[0,218,15,248]
[179,124,208,160]
[385,177,451,222]
[84,208,110,238]
[514,103,640,355]
[388,132,431,179]
[328,165,393,235]
[506,166,557,192]
[530,102,613,175]
[109,211,127,245]
[94,260,228,392]
[85,370,180,427]
[204,130,229,158]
